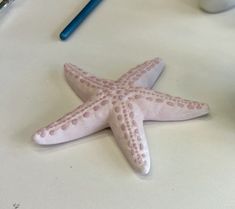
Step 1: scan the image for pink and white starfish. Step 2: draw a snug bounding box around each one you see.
[33,58,209,175]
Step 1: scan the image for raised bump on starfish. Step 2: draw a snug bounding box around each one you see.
[109,101,150,175]
[33,58,209,175]
[117,57,165,88]
[64,63,114,101]
[129,89,209,121]
[34,98,110,145]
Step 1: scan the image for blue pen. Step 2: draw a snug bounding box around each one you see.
[60,0,103,41]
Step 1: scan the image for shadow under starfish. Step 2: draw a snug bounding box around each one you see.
[33,58,209,175]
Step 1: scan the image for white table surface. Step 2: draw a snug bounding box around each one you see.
[1,0,235,208]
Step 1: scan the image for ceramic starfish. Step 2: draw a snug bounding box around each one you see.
[33,58,209,175]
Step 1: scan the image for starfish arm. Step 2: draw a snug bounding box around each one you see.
[64,63,115,101]
[108,102,151,175]
[132,89,209,121]
[116,58,165,89]
[33,98,111,145]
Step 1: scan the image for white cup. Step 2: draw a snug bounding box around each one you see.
[199,0,235,13]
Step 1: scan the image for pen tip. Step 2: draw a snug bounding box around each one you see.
[59,33,67,41]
